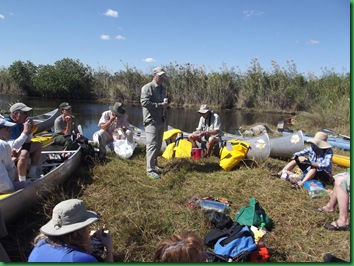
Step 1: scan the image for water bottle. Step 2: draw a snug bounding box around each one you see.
[199,199,227,212]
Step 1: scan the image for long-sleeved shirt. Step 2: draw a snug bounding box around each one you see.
[294,145,333,174]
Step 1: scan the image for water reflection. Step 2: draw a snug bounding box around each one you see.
[0,95,284,139]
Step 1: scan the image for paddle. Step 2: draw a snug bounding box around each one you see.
[320,128,350,140]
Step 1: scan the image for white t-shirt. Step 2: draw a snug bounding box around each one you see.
[0,139,16,193]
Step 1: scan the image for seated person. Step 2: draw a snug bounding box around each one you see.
[188,104,221,157]
[315,171,350,231]
[53,102,81,151]
[154,231,207,262]
[5,103,42,181]
[28,199,113,262]
[0,119,31,193]
[93,102,133,160]
[278,131,333,187]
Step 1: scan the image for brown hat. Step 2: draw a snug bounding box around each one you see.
[308,132,332,149]
[109,102,126,115]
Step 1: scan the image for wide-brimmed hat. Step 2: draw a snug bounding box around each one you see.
[109,102,126,115]
[9,102,32,113]
[153,67,166,76]
[198,104,210,114]
[0,119,16,128]
[308,132,332,149]
[59,102,72,110]
[40,199,99,236]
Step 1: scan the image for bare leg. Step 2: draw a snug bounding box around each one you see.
[29,142,42,164]
[206,136,217,157]
[331,175,350,227]
[277,159,297,176]
[297,168,316,187]
[188,134,197,148]
[17,150,30,177]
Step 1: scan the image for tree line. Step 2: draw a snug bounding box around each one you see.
[0,58,350,123]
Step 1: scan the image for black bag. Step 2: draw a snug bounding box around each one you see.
[204,222,242,248]
[204,210,234,230]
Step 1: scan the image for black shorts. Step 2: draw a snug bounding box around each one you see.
[21,142,32,151]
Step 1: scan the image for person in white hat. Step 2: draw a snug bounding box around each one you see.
[140,67,169,179]
[28,199,113,262]
[278,131,333,187]
[0,118,32,194]
[5,102,43,181]
[188,104,221,157]
[92,102,133,160]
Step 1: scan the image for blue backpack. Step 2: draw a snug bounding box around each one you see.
[213,225,258,261]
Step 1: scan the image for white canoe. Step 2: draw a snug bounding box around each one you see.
[0,144,82,224]
[32,108,60,133]
[270,130,304,158]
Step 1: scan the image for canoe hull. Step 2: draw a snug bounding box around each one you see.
[270,130,304,158]
[0,145,82,224]
[32,109,60,133]
[332,154,350,168]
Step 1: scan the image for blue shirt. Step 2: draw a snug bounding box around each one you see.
[293,145,333,174]
[4,117,23,140]
[28,240,98,262]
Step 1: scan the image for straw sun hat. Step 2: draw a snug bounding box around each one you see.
[308,132,332,149]
[40,199,99,236]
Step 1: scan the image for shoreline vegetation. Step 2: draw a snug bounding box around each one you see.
[0,58,350,262]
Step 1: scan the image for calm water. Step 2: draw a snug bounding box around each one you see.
[0,95,285,139]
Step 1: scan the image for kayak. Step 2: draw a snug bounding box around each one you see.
[332,154,350,168]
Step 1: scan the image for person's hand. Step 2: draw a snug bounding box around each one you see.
[92,229,113,252]
[23,119,32,135]
[161,101,168,108]
[64,115,72,122]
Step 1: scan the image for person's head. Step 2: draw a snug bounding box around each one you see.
[109,102,126,117]
[0,119,16,140]
[197,104,211,118]
[152,67,167,85]
[34,199,99,253]
[59,102,72,116]
[308,131,332,150]
[154,231,206,262]
[9,102,32,123]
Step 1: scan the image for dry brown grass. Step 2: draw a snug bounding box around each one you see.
[2,137,350,262]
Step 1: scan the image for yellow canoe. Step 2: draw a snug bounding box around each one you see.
[332,154,350,168]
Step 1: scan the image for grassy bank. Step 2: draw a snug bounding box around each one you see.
[3,136,350,262]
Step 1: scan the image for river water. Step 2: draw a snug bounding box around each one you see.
[0,94,285,139]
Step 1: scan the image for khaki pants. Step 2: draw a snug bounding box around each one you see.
[145,123,164,173]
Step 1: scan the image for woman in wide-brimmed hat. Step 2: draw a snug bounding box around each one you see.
[28,199,113,262]
[278,131,334,187]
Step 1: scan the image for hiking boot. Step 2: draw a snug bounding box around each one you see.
[155,166,164,174]
[147,171,160,179]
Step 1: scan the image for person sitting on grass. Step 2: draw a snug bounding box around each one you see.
[0,119,31,193]
[314,171,350,231]
[154,231,207,262]
[53,102,81,154]
[278,131,333,187]
[28,198,114,262]
[188,104,221,157]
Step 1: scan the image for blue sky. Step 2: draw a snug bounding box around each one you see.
[0,0,350,76]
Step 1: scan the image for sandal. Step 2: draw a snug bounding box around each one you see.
[324,221,350,231]
[313,207,335,213]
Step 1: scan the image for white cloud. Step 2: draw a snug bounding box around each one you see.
[306,39,320,44]
[104,9,118,18]
[115,35,126,40]
[243,10,264,18]
[100,34,110,40]
[0,14,5,20]
[142,58,156,63]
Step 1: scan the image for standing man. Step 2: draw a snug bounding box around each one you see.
[93,102,133,161]
[53,102,81,151]
[140,67,169,179]
[5,103,42,181]
[188,104,221,157]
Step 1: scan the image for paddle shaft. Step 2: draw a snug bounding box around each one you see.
[321,128,350,140]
